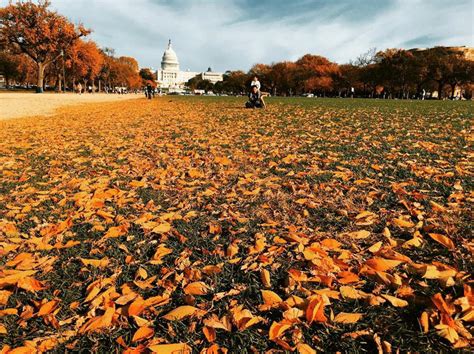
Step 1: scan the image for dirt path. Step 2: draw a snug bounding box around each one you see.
[0,92,143,120]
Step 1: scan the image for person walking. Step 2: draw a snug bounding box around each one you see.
[146,84,153,99]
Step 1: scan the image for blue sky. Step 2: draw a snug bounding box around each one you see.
[2,0,473,71]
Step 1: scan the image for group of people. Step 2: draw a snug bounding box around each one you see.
[246,76,268,109]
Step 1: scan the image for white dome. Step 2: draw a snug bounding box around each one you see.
[161,40,179,71]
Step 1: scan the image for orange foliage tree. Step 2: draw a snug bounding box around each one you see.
[295,54,340,95]
[66,39,103,90]
[0,0,89,92]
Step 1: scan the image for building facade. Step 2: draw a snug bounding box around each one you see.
[155,40,223,91]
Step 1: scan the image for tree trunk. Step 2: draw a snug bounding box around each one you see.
[58,74,62,92]
[450,84,456,99]
[437,81,444,100]
[36,62,46,93]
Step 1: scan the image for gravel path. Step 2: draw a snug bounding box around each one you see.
[0,92,143,120]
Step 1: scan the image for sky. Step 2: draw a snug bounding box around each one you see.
[2,0,473,71]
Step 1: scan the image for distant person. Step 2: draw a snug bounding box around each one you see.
[250,75,261,91]
[246,85,264,108]
[146,84,153,99]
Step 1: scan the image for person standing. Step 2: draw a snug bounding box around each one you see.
[250,75,261,91]
[146,83,153,99]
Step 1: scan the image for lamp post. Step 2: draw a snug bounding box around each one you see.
[61,50,66,93]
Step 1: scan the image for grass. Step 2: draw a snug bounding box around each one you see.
[0,96,472,353]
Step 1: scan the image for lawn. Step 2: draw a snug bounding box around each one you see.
[0,96,472,353]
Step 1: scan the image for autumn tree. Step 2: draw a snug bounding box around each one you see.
[0,50,20,87]
[295,54,340,95]
[220,70,247,95]
[375,49,425,98]
[66,39,103,90]
[268,62,298,96]
[139,68,156,87]
[0,0,89,92]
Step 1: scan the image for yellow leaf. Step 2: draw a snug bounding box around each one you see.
[151,222,171,234]
[183,282,210,296]
[365,258,402,272]
[0,324,6,334]
[104,224,128,238]
[392,218,415,228]
[347,230,371,239]
[435,324,459,344]
[381,294,408,307]
[430,201,447,213]
[420,311,429,333]
[261,290,283,306]
[269,320,292,340]
[80,257,110,268]
[148,343,192,353]
[260,269,271,288]
[339,286,362,300]
[368,241,383,253]
[428,233,455,250]
[162,306,199,321]
[333,312,363,324]
[132,326,154,342]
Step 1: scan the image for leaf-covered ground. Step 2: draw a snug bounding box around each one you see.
[0,97,472,353]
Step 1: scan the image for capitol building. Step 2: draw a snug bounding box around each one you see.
[156,40,223,91]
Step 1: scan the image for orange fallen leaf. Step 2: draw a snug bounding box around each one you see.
[132,326,154,342]
[184,282,210,296]
[347,230,371,239]
[296,343,317,354]
[381,294,408,307]
[162,305,200,321]
[306,295,327,324]
[365,258,402,272]
[261,290,283,306]
[392,218,415,228]
[428,233,455,250]
[148,343,192,353]
[269,320,293,340]
[333,312,363,324]
[38,299,59,316]
[80,257,110,268]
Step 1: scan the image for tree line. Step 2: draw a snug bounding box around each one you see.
[201,48,473,99]
[0,0,147,93]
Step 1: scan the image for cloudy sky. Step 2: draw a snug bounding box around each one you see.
[2,0,473,71]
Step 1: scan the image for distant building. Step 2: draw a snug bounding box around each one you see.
[155,40,223,91]
[202,67,223,84]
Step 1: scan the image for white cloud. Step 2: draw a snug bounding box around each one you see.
[1,0,472,71]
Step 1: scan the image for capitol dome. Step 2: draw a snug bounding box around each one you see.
[161,40,179,71]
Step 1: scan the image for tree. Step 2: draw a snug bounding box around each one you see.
[66,39,103,90]
[295,54,339,95]
[375,49,422,98]
[186,75,203,91]
[0,0,89,92]
[139,68,156,86]
[197,79,214,92]
[268,61,298,96]
[221,70,247,95]
[0,50,20,87]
